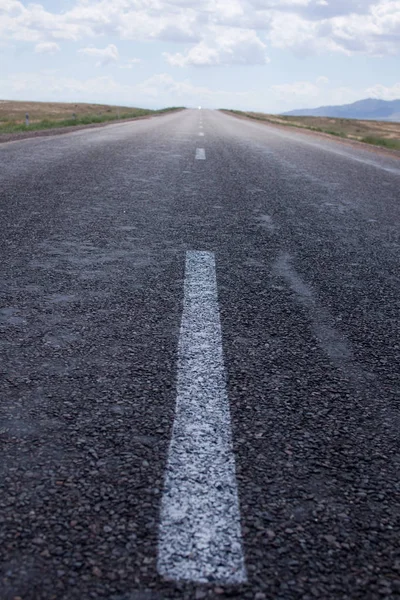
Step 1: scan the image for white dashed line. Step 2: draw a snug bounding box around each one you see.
[157,251,247,584]
[195,148,206,160]
[199,132,205,137]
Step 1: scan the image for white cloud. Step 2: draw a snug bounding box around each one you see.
[78,43,119,66]
[136,72,209,98]
[118,57,142,69]
[327,1,400,55]
[164,27,270,66]
[0,71,125,103]
[265,0,400,55]
[135,72,253,106]
[0,0,399,60]
[34,41,60,54]
[271,79,322,100]
[0,0,24,13]
[366,82,400,100]
[0,70,252,108]
[265,76,363,111]
[1,68,398,113]
[266,76,400,112]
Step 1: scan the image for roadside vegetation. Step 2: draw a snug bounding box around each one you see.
[0,100,184,135]
[221,109,400,151]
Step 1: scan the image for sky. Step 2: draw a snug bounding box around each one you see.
[1,0,400,113]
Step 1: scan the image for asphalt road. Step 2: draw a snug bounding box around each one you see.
[0,109,399,600]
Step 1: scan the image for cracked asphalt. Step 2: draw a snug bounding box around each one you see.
[0,109,399,600]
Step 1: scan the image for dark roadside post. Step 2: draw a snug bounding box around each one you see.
[25,113,29,127]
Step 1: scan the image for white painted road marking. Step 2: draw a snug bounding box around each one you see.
[195,148,206,160]
[158,251,247,584]
[199,132,205,137]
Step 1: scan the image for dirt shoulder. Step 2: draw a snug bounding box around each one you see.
[0,110,183,145]
[221,110,400,160]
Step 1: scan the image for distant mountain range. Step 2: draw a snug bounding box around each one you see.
[282,98,400,122]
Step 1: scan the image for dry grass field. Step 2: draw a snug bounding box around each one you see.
[0,100,182,135]
[223,109,400,151]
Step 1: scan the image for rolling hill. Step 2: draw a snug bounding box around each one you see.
[283,98,400,122]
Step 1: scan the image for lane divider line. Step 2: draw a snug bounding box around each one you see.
[195,148,206,160]
[199,132,205,137]
[157,251,247,584]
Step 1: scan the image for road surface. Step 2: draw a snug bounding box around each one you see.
[1,109,399,600]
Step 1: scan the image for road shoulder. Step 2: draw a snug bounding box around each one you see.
[220,109,400,161]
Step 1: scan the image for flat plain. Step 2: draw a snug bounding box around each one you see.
[224,109,400,151]
[0,99,179,136]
